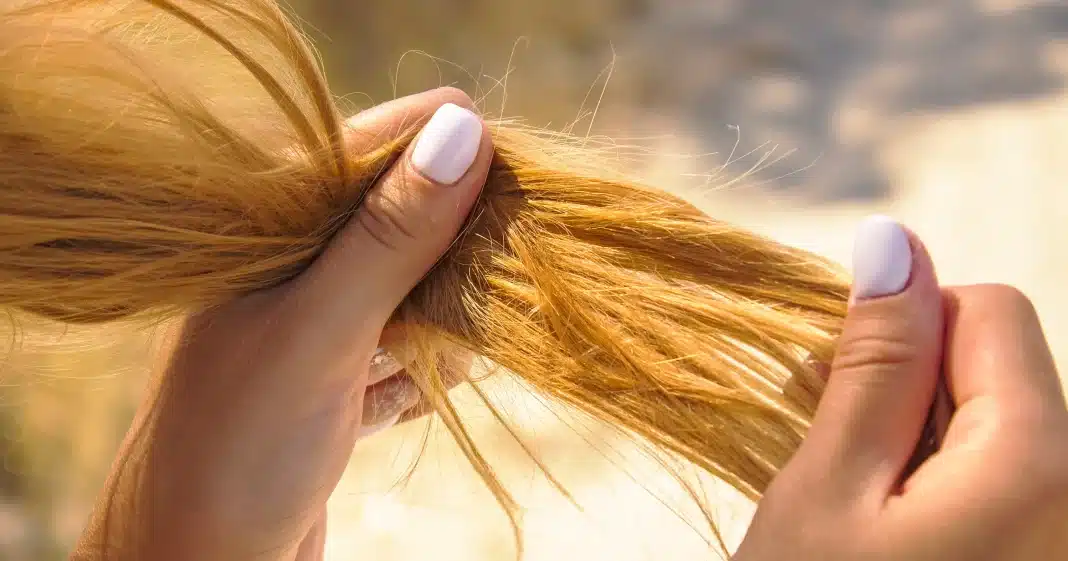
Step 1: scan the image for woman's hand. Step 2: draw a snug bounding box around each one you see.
[736,216,1068,560]
[73,87,491,561]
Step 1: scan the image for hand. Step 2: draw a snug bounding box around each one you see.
[73,87,491,561]
[735,216,1068,560]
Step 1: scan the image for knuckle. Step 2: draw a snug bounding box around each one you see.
[962,283,1039,321]
[980,282,1031,304]
[832,327,919,375]
[355,183,422,250]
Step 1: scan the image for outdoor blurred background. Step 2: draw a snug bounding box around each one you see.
[3,0,1067,559]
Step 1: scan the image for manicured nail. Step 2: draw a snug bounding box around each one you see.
[410,103,482,184]
[369,347,403,383]
[851,215,912,300]
[357,413,401,439]
[802,353,831,380]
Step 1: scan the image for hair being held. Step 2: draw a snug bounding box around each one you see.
[1,0,851,556]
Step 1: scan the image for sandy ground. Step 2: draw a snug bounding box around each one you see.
[320,91,1068,561]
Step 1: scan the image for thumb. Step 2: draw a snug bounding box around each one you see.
[297,101,492,329]
[800,216,944,496]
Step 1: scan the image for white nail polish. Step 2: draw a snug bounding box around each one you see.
[369,347,403,383]
[851,215,912,300]
[357,413,401,439]
[410,103,482,184]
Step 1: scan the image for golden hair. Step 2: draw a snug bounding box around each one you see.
[2,0,850,557]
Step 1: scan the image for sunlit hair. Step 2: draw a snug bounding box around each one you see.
[2,0,850,557]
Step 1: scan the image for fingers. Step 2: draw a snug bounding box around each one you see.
[369,347,405,386]
[359,374,422,437]
[359,347,476,436]
[348,100,490,316]
[942,284,1064,415]
[343,87,476,155]
[797,216,945,497]
[294,90,493,335]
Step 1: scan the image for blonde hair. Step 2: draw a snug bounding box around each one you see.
[2,0,849,557]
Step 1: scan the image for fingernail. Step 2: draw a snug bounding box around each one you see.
[410,103,483,184]
[851,215,912,300]
[357,413,401,439]
[802,353,831,380]
[369,347,403,383]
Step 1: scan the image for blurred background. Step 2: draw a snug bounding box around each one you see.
[2,0,1067,559]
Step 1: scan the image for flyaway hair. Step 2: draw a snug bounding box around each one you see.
[1,0,850,557]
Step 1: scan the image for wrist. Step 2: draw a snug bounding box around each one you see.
[74,386,321,561]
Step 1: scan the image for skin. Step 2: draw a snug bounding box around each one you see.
[736,232,1068,560]
[73,89,1067,560]
[71,87,488,561]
